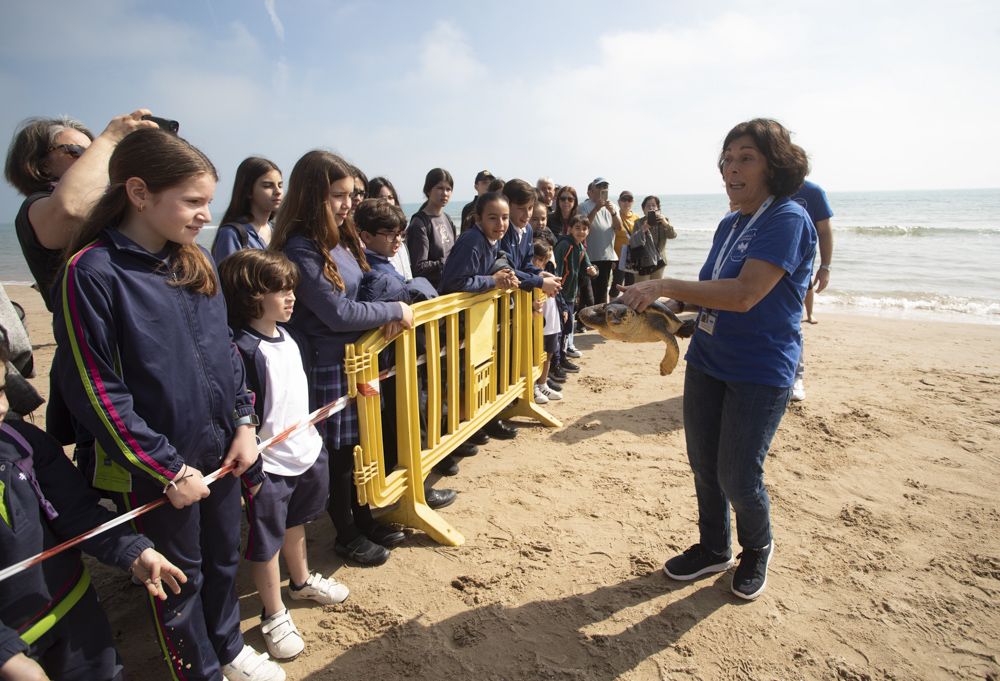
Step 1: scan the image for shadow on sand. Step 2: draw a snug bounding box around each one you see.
[298,571,731,680]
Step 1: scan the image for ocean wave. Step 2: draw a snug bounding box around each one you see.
[821,291,1000,320]
[840,225,999,237]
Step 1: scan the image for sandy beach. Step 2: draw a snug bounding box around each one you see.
[6,283,999,680]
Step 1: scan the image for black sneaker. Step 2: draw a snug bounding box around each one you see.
[663,544,735,581]
[550,365,567,381]
[469,429,490,445]
[547,378,564,392]
[731,542,773,600]
[560,360,581,373]
[366,523,405,548]
[334,535,390,566]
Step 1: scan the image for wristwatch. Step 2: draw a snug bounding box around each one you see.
[233,413,260,429]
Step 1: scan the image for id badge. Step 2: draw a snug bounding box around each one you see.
[698,309,718,335]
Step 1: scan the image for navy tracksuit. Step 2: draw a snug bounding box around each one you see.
[52,230,263,680]
[0,419,154,681]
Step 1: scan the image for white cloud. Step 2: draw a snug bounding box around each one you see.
[410,20,486,90]
[264,0,285,42]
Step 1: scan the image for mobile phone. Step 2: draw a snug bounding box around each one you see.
[141,115,180,133]
[646,210,657,223]
[599,188,609,203]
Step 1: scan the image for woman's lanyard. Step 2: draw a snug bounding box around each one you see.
[711,195,774,280]
[698,195,774,336]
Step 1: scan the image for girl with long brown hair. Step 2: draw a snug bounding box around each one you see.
[272,150,414,567]
[53,127,285,681]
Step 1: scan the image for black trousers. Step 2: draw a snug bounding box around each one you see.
[591,260,615,305]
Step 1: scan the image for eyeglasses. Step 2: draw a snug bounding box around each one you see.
[558,196,575,203]
[620,198,634,203]
[376,230,404,241]
[353,190,367,200]
[49,143,87,158]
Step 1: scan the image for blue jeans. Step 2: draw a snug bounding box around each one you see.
[682,365,791,553]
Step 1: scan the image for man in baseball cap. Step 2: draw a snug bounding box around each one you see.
[461,170,496,228]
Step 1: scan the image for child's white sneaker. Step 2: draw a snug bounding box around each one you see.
[222,644,286,681]
[260,609,304,660]
[533,384,550,404]
[288,572,349,605]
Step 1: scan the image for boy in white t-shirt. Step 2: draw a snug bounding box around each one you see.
[531,240,563,404]
[219,250,349,662]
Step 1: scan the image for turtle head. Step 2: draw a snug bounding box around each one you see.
[578,304,609,330]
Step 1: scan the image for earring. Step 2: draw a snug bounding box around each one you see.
[138,203,145,213]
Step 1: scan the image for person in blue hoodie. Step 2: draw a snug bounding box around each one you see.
[271,151,415,568]
[52,128,284,680]
[0,335,185,681]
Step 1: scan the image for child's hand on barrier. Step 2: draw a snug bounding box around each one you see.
[397,302,415,329]
[382,320,404,339]
[532,299,544,314]
[164,465,210,509]
[541,277,561,296]
[131,547,187,601]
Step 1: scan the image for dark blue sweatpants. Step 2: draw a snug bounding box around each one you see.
[124,471,244,681]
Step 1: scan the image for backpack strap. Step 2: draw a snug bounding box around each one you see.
[0,423,58,520]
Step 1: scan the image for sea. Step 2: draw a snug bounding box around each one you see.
[2,188,998,325]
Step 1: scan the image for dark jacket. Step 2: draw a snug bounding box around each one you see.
[53,230,257,488]
[500,224,545,290]
[0,420,153,666]
[283,238,402,366]
[554,234,593,303]
[211,222,267,265]
[406,210,457,287]
[438,226,502,294]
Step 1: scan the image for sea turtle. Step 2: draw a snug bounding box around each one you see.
[578,301,696,375]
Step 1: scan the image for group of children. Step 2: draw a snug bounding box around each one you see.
[4,125,605,681]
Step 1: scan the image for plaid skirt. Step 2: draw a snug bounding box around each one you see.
[310,363,357,451]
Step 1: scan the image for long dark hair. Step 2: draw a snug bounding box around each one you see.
[418,167,453,213]
[270,150,368,291]
[66,128,219,295]
[5,116,94,196]
[219,156,281,226]
[367,176,400,206]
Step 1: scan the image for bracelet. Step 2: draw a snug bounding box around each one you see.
[818,265,831,272]
[163,470,194,494]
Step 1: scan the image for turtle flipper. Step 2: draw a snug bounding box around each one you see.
[659,333,680,375]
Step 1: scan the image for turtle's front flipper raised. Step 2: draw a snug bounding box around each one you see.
[659,333,680,375]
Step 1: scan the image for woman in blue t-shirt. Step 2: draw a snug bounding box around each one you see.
[619,118,816,601]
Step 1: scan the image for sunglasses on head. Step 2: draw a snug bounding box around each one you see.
[49,143,86,158]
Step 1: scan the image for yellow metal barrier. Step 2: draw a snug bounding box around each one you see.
[344,288,560,546]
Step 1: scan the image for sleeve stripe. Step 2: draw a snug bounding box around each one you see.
[61,244,173,483]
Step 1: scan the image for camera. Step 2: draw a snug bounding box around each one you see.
[646,210,658,224]
[141,115,180,134]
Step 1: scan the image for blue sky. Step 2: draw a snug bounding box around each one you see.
[2,0,998,217]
